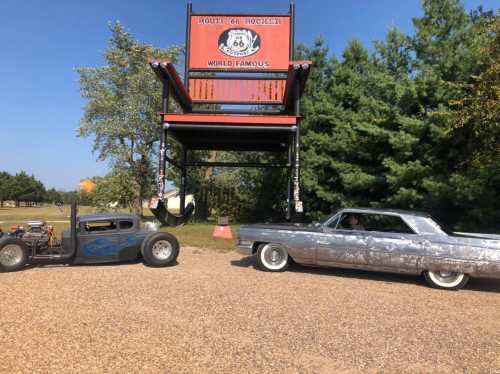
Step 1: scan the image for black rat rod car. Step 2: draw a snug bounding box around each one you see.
[0,201,179,272]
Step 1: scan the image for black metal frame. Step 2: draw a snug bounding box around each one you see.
[154,2,303,222]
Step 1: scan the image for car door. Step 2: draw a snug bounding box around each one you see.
[315,213,370,267]
[364,214,422,273]
[77,219,121,263]
[117,219,146,261]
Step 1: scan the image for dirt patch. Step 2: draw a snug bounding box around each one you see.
[1,246,499,373]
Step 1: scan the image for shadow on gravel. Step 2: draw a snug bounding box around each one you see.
[230,255,500,293]
[290,263,424,287]
[230,255,257,269]
[16,258,180,272]
[466,278,500,293]
[9,263,38,272]
[231,255,422,286]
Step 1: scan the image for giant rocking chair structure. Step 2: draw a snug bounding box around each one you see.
[149,3,311,226]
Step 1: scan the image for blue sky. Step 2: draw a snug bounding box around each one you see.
[0,0,496,190]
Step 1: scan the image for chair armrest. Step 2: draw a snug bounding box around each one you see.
[282,60,312,112]
[149,59,192,112]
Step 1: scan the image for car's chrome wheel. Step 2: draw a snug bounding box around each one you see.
[424,270,469,290]
[141,233,179,267]
[257,244,289,272]
[0,244,24,267]
[151,240,173,260]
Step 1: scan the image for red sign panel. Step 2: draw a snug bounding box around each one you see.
[188,15,291,71]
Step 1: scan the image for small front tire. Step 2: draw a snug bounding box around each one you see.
[141,232,179,267]
[424,270,469,290]
[0,238,29,272]
[256,243,290,272]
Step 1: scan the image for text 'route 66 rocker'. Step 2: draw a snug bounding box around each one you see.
[148,2,311,226]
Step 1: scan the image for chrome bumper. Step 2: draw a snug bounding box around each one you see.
[236,241,254,255]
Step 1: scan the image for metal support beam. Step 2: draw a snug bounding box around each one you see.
[184,3,192,90]
[157,81,170,200]
[192,108,284,115]
[293,77,303,215]
[180,147,187,215]
[286,133,293,221]
[185,161,290,168]
[165,124,297,132]
[165,156,181,169]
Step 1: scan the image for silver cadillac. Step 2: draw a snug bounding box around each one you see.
[236,208,500,290]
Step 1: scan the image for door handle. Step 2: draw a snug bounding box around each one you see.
[317,240,329,245]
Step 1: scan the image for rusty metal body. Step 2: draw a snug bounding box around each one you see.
[236,208,500,279]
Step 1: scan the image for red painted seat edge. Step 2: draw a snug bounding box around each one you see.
[163,113,298,125]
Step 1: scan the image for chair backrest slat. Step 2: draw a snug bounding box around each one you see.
[189,77,285,104]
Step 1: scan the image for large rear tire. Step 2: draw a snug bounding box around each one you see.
[256,243,290,272]
[0,238,29,272]
[424,270,469,290]
[141,232,179,267]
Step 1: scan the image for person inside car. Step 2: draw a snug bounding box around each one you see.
[340,214,365,231]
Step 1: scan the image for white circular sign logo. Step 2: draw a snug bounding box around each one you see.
[218,28,261,57]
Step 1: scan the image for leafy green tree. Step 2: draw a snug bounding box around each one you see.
[7,172,46,206]
[298,37,421,219]
[451,13,499,165]
[296,1,498,231]
[0,171,12,207]
[85,168,138,211]
[45,188,63,204]
[77,23,181,215]
[408,1,499,228]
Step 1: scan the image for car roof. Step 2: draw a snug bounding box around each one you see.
[341,207,431,218]
[79,213,138,222]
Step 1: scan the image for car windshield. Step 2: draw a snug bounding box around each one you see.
[319,211,340,226]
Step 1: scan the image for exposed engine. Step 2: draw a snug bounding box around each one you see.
[10,221,60,254]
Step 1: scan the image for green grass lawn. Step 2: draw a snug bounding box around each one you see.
[0,205,237,251]
[163,224,238,252]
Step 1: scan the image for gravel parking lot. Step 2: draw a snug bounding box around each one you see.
[1,247,499,373]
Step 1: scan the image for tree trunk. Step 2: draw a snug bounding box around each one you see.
[131,189,142,217]
[134,155,151,218]
[204,151,217,180]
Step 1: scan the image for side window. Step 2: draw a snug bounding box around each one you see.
[336,213,366,231]
[334,213,415,234]
[119,220,134,230]
[83,220,118,233]
[362,214,415,234]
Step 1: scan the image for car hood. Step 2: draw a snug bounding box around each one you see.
[452,232,500,241]
[239,222,321,233]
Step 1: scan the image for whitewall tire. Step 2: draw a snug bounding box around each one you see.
[424,270,469,290]
[256,243,290,272]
